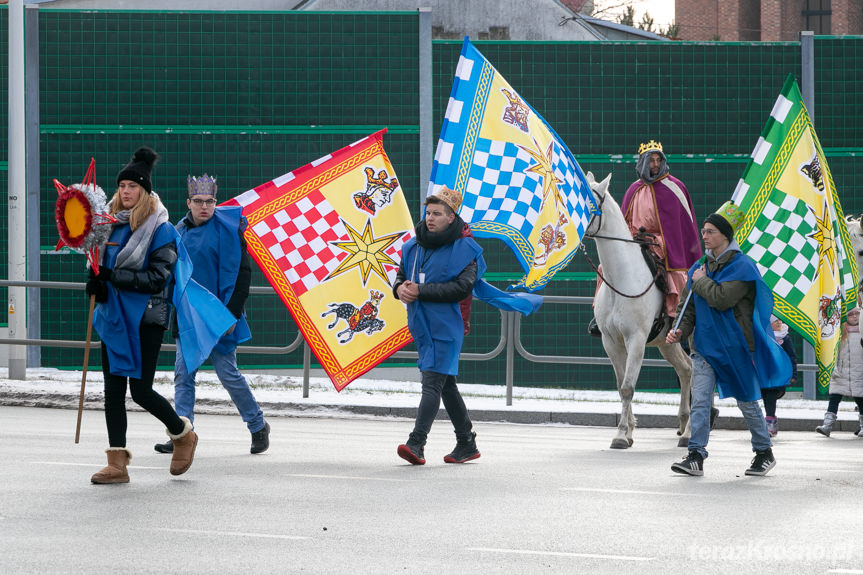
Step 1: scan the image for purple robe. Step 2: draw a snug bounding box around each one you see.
[621,174,702,271]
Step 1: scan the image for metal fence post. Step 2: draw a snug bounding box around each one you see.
[302,339,311,398]
[418,7,433,200]
[800,30,817,400]
[506,312,514,406]
[7,0,27,380]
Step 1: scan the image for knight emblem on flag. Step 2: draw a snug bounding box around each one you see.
[224,130,414,390]
[732,75,858,393]
[428,38,597,292]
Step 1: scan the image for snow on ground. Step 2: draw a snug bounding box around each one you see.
[0,367,856,422]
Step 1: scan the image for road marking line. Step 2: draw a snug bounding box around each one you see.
[467,547,653,561]
[286,473,411,482]
[562,487,704,497]
[34,461,163,470]
[152,528,309,540]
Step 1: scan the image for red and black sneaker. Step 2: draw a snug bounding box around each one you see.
[397,442,426,465]
[443,432,481,464]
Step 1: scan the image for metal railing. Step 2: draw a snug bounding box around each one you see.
[0,280,818,404]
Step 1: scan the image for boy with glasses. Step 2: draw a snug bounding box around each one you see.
[154,174,270,455]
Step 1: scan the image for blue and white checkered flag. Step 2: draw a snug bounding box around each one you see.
[429,38,596,292]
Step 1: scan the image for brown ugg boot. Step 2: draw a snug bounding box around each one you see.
[168,416,198,476]
[91,447,132,484]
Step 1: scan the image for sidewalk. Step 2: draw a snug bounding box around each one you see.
[1,367,860,433]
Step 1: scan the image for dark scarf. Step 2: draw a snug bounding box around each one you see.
[415,214,465,249]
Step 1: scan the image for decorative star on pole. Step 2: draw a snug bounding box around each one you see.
[326,219,404,286]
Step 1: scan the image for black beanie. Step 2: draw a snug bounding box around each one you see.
[116,147,159,193]
[704,212,734,242]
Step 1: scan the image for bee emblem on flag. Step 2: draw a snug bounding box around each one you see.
[321,290,386,344]
[353,167,399,216]
[800,152,825,194]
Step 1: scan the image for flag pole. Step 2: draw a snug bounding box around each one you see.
[74,294,96,443]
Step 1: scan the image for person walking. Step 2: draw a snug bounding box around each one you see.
[763,315,798,437]
[666,201,792,477]
[87,147,199,484]
[815,307,863,437]
[393,187,482,465]
[153,174,270,455]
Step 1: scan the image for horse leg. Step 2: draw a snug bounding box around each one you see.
[337,328,354,344]
[613,340,649,449]
[659,343,693,447]
[603,341,635,449]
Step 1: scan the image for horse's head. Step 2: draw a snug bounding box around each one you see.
[584,171,614,236]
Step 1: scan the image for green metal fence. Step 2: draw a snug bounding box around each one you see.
[2,8,862,390]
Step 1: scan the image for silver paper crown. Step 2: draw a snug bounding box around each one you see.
[187,174,218,197]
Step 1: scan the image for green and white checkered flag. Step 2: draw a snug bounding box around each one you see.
[732,75,857,393]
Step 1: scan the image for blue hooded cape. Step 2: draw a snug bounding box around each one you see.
[177,205,252,353]
[690,249,792,402]
[93,221,236,378]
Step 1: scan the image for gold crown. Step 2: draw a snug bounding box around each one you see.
[433,186,462,213]
[364,167,399,191]
[638,140,663,155]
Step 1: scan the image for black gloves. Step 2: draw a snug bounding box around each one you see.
[85,268,112,303]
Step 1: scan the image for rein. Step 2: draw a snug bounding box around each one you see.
[581,187,663,299]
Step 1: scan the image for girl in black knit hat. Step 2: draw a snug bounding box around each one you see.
[86,146,199,483]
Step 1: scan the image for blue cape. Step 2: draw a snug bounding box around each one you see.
[177,206,251,353]
[690,250,792,402]
[93,221,236,378]
[401,236,541,375]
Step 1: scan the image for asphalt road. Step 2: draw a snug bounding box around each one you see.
[2,406,862,574]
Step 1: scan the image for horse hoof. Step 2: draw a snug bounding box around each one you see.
[677,436,689,448]
[610,438,630,449]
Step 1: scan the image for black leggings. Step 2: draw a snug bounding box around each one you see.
[826,393,863,415]
[102,323,184,447]
[761,387,786,417]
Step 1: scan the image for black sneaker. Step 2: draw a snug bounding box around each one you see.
[154,440,173,454]
[250,422,270,454]
[397,442,426,465]
[745,448,776,476]
[444,432,481,464]
[671,450,704,476]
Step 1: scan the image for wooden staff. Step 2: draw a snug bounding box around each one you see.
[74,293,96,443]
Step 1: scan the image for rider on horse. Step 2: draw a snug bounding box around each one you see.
[590,140,702,335]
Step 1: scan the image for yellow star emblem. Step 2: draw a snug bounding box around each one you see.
[519,137,565,213]
[808,200,838,278]
[326,219,404,286]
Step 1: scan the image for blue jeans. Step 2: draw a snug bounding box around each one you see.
[689,351,772,459]
[174,342,265,433]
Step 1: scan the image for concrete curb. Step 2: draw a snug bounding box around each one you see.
[4,391,859,433]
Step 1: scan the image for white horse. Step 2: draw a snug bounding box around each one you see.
[584,172,693,449]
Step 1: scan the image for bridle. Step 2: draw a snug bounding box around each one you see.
[580,185,664,299]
